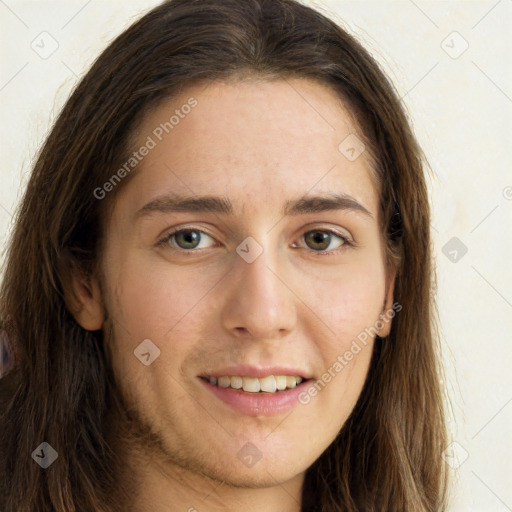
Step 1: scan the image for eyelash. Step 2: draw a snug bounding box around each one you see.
[156,226,354,256]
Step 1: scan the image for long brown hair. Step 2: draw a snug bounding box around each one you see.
[0,0,450,510]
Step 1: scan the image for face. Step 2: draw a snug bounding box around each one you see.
[90,78,395,489]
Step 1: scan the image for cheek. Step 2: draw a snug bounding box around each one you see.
[303,259,384,412]
[105,252,223,342]
[300,270,382,431]
[312,259,386,341]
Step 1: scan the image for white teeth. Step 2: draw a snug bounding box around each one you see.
[207,374,304,392]
[242,377,261,393]
[275,375,287,391]
[259,375,277,393]
[286,376,297,389]
[218,376,231,388]
[230,376,243,389]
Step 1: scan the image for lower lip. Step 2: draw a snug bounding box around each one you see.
[199,378,310,416]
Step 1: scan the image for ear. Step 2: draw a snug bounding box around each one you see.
[377,267,397,338]
[66,270,105,331]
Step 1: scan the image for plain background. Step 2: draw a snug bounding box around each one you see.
[0,1,511,510]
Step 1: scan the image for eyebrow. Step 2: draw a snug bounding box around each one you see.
[135,193,373,219]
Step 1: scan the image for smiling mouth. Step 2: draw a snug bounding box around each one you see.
[201,375,306,393]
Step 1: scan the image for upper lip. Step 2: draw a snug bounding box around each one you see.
[200,365,312,379]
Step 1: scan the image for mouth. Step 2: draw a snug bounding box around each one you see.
[200,374,307,393]
[198,372,311,416]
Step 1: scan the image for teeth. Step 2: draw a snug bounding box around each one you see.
[242,377,260,393]
[207,374,304,393]
[218,376,231,388]
[230,376,243,389]
[286,376,297,389]
[260,375,277,393]
[275,375,287,391]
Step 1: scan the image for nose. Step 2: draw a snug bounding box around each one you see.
[220,240,297,340]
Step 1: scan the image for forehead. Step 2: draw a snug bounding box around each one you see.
[116,77,378,218]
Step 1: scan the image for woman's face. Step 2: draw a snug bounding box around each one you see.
[97,78,395,488]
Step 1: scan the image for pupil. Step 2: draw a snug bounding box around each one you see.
[178,230,199,248]
[307,231,329,250]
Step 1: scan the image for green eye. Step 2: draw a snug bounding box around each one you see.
[174,229,201,249]
[160,229,216,251]
[157,227,353,255]
[301,229,351,253]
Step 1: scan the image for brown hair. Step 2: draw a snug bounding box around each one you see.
[0,0,450,510]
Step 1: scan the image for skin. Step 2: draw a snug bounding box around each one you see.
[71,77,396,512]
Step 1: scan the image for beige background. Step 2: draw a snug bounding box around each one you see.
[1,1,511,510]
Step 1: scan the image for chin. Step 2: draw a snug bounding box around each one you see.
[167,441,309,489]
[201,460,304,489]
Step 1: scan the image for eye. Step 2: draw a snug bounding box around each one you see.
[157,226,353,255]
[158,228,217,251]
[294,229,352,254]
